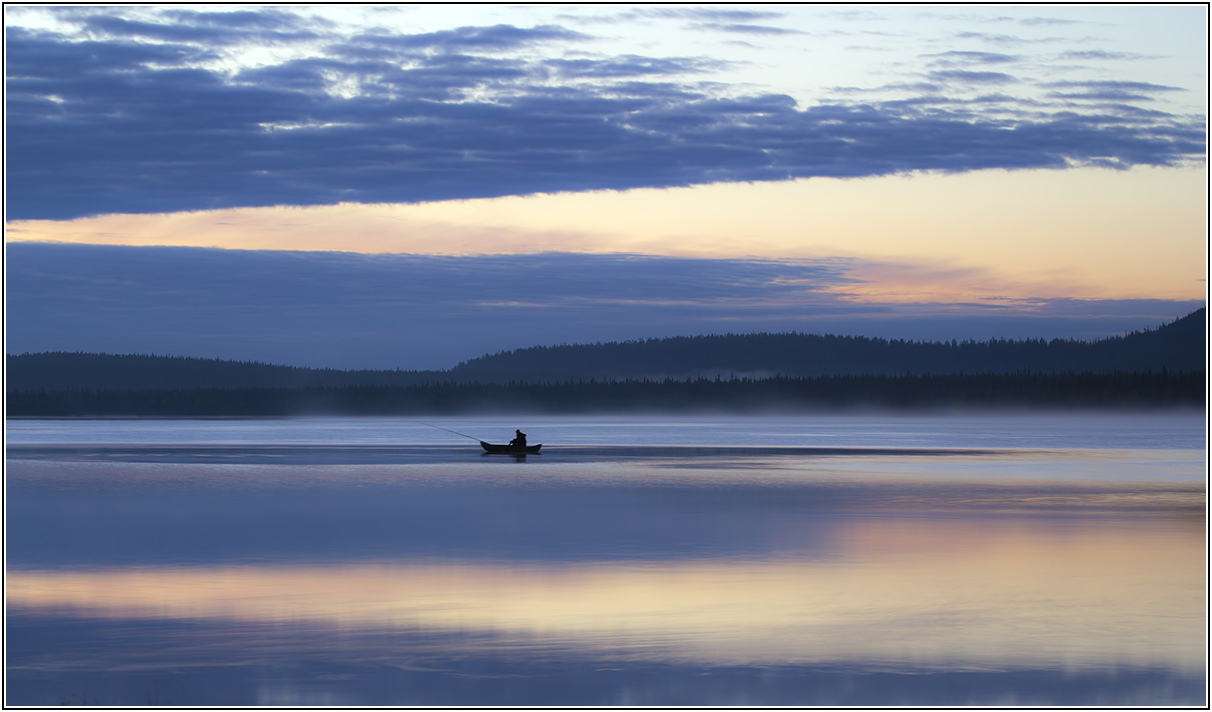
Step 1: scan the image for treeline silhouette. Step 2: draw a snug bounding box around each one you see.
[452,309,1206,381]
[9,371,1204,416]
[7,309,1205,394]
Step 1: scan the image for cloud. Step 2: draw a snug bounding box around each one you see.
[688,22,803,36]
[1042,80,1184,93]
[1018,17,1081,27]
[1048,90,1155,103]
[1042,80,1186,104]
[7,243,1202,369]
[5,243,856,368]
[928,70,1018,84]
[5,11,1205,220]
[1057,50,1148,61]
[545,55,726,79]
[639,8,787,22]
[926,51,1020,65]
[953,31,1067,45]
[353,24,589,52]
[71,8,326,45]
[5,243,858,310]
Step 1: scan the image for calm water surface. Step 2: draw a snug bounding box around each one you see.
[6,414,1206,706]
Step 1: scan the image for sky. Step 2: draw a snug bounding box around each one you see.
[5,5,1208,369]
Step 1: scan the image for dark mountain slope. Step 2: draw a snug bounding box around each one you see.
[450,309,1207,381]
[9,371,1204,416]
[6,309,1205,392]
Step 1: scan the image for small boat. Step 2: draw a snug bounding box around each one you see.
[480,441,542,454]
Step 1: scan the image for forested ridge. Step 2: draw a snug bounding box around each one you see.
[6,309,1205,414]
[9,371,1204,416]
[7,309,1205,392]
[453,308,1206,381]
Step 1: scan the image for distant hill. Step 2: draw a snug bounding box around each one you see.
[5,353,442,392]
[6,308,1206,393]
[451,308,1207,382]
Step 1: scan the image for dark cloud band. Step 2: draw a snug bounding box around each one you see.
[5,12,1205,220]
[7,243,1201,370]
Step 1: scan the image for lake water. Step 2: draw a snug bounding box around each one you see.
[6,414,1206,706]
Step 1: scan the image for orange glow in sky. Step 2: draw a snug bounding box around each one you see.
[7,166,1205,304]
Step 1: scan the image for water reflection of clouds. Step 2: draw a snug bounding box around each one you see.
[9,516,1202,672]
[7,455,1203,573]
[7,428,1206,706]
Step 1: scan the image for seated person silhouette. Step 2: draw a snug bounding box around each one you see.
[509,429,527,447]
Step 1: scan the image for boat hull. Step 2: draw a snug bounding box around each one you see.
[480,442,542,454]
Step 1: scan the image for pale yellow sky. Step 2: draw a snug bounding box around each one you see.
[7,166,1206,303]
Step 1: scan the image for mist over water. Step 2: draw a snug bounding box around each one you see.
[5,414,1206,706]
[7,412,1205,449]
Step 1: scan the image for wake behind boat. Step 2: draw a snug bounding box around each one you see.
[481,441,542,454]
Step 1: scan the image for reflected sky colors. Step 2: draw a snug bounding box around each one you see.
[8,516,1204,673]
[5,415,1206,705]
[5,5,1206,367]
[8,412,1205,450]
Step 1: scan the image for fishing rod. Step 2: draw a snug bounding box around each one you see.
[421,422,484,443]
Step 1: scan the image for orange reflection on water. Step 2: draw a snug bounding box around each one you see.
[8,515,1203,671]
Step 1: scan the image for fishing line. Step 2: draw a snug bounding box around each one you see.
[421,422,484,442]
